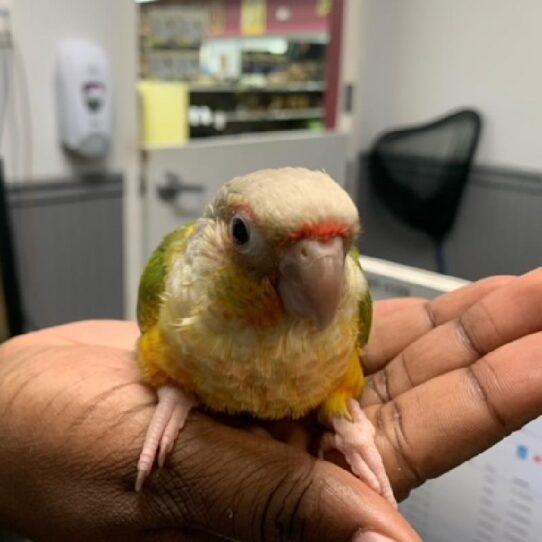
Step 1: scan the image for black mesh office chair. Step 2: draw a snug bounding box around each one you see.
[0,158,23,340]
[367,109,482,273]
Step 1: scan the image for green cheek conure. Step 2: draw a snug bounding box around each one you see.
[135,167,395,506]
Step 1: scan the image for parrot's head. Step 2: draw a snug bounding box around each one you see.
[207,167,360,330]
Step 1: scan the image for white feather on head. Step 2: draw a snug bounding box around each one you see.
[207,167,360,243]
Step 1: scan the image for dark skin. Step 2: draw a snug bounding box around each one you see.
[1,269,542,541]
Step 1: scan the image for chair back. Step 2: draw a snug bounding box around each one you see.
[368,109,482,241]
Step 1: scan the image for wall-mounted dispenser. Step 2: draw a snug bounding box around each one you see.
[55,38,113,159]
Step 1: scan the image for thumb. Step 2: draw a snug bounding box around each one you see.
[138,414,420,542]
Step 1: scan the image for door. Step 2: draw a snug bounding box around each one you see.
[143,130,347,258]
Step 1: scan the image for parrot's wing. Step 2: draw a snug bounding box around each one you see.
[137,223,196,332]
[349,247,373,347]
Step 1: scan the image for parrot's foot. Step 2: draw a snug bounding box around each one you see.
[136,385,196,492]
[320,399,397,508]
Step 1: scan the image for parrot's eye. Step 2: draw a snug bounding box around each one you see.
[230,213,267,258]
[231,216,251,247]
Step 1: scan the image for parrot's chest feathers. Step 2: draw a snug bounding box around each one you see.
[158,232,366,419]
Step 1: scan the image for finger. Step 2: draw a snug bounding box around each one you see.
[364,275,514,373]
[373,298,427,320]
[368,331,542,500]
[139,414,420,542]
[363,269,542,405]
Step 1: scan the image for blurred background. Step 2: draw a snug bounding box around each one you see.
[0,1,541,541]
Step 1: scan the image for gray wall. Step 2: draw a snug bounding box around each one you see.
[358,158,542,280]
[6,175,124,330]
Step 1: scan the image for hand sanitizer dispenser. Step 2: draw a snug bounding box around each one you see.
[55,39,113,159]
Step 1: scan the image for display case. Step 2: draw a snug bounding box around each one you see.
[138,0,334,142]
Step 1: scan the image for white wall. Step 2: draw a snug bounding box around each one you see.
[1,0,141,319]
[1,0,138,182]
[353,0,542,171]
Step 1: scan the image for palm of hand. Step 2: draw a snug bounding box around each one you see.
[1,269,542,542]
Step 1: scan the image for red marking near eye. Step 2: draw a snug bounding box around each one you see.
[289,221,351,242]
[231,204,256,222]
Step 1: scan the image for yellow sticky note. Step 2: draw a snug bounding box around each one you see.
[139,80,189,147]
[241,0,266,36]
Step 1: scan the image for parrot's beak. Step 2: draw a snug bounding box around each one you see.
[278,237,345,330]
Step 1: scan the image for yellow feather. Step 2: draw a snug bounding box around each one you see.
[318,348,365,425]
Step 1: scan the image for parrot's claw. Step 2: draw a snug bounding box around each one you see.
[136,385,196,491]
[135,468,150,493]
[320,399,397,508]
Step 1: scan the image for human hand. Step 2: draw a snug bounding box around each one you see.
[348,267,542,501]
[4,269,540,541]
[0,321,418,542]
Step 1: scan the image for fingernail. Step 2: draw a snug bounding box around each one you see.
[352,530,395,542]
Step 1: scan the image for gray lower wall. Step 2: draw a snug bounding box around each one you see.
[5,160,540,332]
[357,157,542,280]
[7,174,124,330]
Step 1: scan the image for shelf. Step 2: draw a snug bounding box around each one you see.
[197,33,329,44]
[222,108,324,123]
[189,81,325,93]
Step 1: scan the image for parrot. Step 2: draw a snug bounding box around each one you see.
[135,167,396,506]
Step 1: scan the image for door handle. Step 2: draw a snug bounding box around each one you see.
[156,172,205,202]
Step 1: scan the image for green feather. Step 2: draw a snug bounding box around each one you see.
[137,223,196,332]
[349,246,373,346]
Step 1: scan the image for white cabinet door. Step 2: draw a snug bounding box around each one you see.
[143,131,347,258]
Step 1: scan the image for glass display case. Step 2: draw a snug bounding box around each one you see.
[137,0,335,142]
